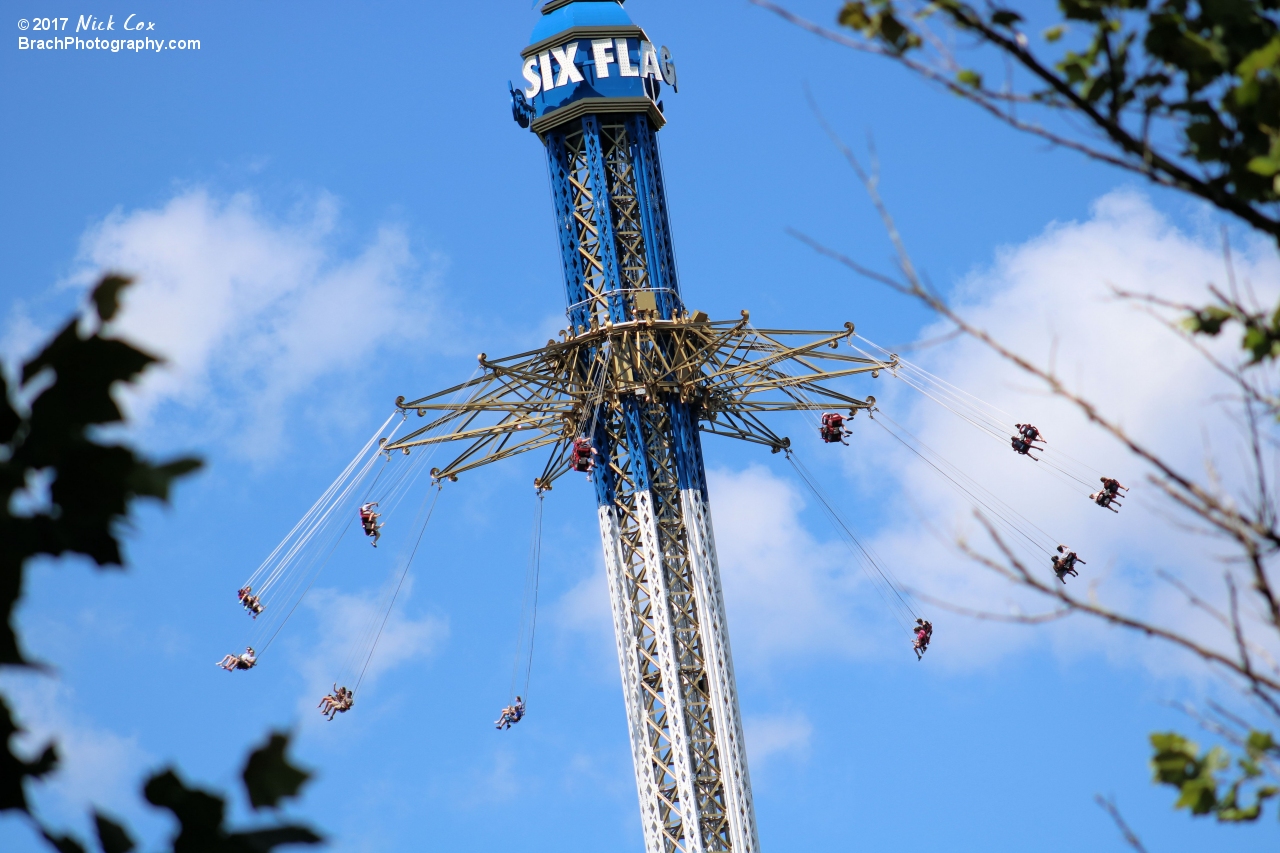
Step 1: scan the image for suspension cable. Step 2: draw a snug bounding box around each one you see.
[784,451,918,631]
[853,334,1115,496]
[354,485,443,695]
[869,410,1058,566]
[509,491,545,703]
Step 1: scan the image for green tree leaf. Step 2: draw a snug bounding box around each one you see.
[0,274,317,853]
[991,9,1023,28]
[0,695,58,813]
[241,733,311,810]
[40,830,86,853]
[145,766,322,853]
[144,769,229,846]
[1,273,204,674]
[226,826,324,853]
[93,811,136,853]
[1181,305,1233,336]
[836,0,922,53]
[1151,730,1280,821]
[89,275,132,324]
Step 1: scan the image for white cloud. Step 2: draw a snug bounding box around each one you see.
[0,308,48,381]
[708,465,879,663]
[551,465,900,672]
[478,190,1280,690]
[686,190,1280,685]
[744,711,813,764]
[52,189,436,454]
[843,189,1280,673]
[292,579,447,721]
[0,673,152,835]
[556,562,614,641]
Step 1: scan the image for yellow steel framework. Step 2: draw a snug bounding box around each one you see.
[386,310,893,853]
[387,311,895,484]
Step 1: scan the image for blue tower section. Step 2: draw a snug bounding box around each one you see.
[513,4,759,852]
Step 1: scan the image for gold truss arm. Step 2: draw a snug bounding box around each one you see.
[386,312,897,483]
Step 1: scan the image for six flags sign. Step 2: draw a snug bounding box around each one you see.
[520,36,677,99]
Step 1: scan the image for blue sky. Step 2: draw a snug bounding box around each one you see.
[3,1,1279,851]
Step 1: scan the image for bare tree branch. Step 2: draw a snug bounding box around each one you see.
[1095,795,1150,853]
[767,8,1280,785]
[1112,288,1280,415]
[1228,573,1280,717]
[1156,569,1233,631]
[751,1,1280,240]
[904,586,1073,624]
[963,513,1280,694]
[749,4,1179,188]
[792,109,1280,559]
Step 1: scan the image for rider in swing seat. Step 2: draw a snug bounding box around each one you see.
[820,412,850,445]
[217,647,257,672]
[1051,545,1085,583]
[1010,436,1041,460]
[238,586,264,617]
[495,696,526,730]
[359,502,383,547]
[319,684,354,720]
[912,618,933,660]
[571,438,598,477]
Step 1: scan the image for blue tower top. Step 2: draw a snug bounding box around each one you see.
[517,0,684,337]
[530,0,632,43]
[512,0,676,135]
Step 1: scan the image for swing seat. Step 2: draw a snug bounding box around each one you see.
[571,438,595,471]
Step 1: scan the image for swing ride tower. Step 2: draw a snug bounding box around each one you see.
[518,7,758,850]
[386,3,895,851]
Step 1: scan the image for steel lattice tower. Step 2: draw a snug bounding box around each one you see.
[524,5,755,851]
[387,3,893,850]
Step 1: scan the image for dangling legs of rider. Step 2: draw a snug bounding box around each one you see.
[217,649,255,672]
[1091,491,1120,513]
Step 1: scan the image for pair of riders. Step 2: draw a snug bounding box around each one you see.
[1011,423,1045,459]
[571,437,599,478]
[238,586,264,618]
[319,685,354,720]
[912,619,933,660]
[820,412,851,445]
[360,502,383,547]
[217,647,257,672]
[1089,477,1128,512]
[1051,545,1085,583]
[495,696,526,730]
